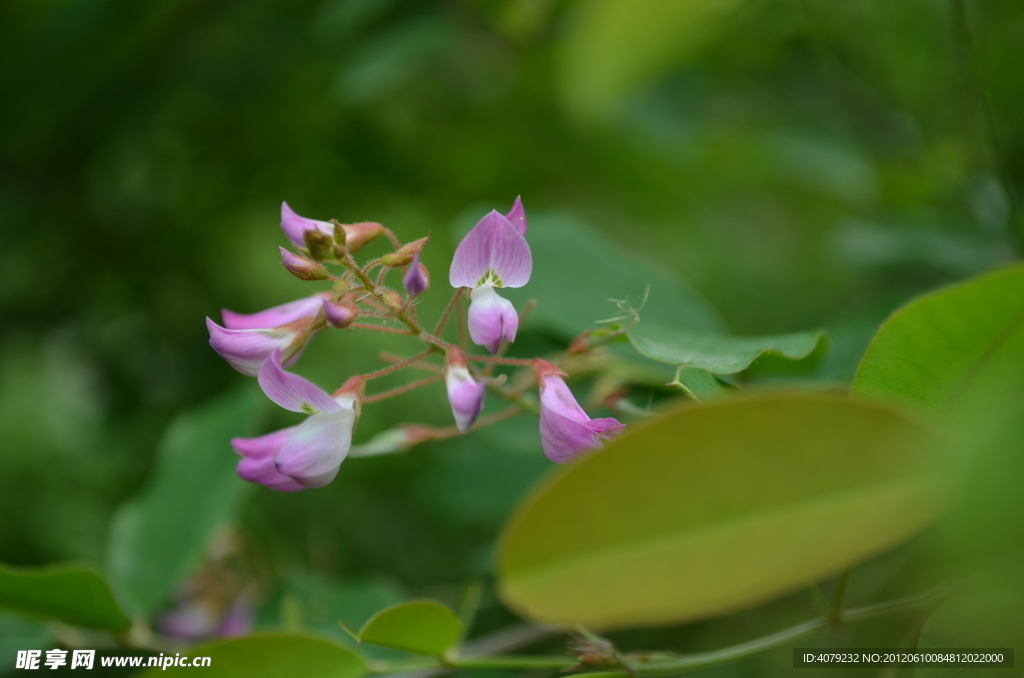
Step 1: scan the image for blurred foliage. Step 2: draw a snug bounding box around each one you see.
[1,0,1023,675]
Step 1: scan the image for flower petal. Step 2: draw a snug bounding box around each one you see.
[257,349,340,414]
[505,196,527,235]
[275,407,356,488]
[207,318,296,377]
[221,293,326,330]
[449,210,532,288]
[446,366,486,433]
[232,427,305,492]
[468,286,516,353]
[280,202,333,249]
[403,254,430,297]
[537,372,625,462]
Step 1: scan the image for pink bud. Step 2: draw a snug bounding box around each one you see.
[403,254,430,297]
[280,247,330,281]
[322,299,358,329]
[445,348,485,433]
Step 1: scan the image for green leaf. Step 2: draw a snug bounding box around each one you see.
[501,212,724,338]
[107,388,259,615]
[497,394,939,629]
[668,366,727,402]
[358,601,461,655]
[916,591,1024,678]
[0,563,129,630]
[559,0,747,119]
[629,324,828,374]
[137,633,367,678]
[852,265,1024,414]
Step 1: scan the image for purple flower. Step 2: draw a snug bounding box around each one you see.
[232,350,360,490]
[534,360,625,463]
[445,348,485,433]
[403,253,430,297]
[280,202,384,253]
[206,294,326,376]
[449,201,532,354]
[158,597,252,640]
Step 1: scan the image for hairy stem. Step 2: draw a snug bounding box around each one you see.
[363,374,444,403]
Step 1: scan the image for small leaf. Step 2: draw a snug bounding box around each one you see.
[498,393,939,629]
[137,634,367,678]
[668,366,727,402]
[629,324,827,374]
[852,264,1024,415]
[107,388,259,615]
[0,562,129,630]
[358,601,461,655]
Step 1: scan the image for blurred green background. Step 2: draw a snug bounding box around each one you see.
[1,0,1022,673]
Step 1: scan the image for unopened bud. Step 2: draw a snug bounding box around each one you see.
[279,247,330,281]
[380,236,430,267]
[382,289,405,314]
[331,278,349,301]
[304,228,334,262]
[322,299,358,329]
[338,221,385,252]
[402,254,430,297]
[330,220,347,247]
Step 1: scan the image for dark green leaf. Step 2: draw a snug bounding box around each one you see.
[107,388,259,615]
[0,562,129,630]
[629,324,827,374]
[501,212,724,338]
[668,366,727,402]
[498,394,938,629]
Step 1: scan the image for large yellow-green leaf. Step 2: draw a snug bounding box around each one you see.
[560,0,746,119]
[138,634,367,678]
[358,601,460,656]
[497,394,938,629]
[852,265,1024,414]
[0,563,129,630]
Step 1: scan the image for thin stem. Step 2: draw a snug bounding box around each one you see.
[381,226,402,250]
[830,567,852,626]
[363,374,444,404]
[467,355,535,367]
[349,323,415,335]
[379,352,443,373]
[434,288,465,336]
[362,350,433,380]
[457,293,468,353]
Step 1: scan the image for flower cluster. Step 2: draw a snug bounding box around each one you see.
[206,199,624,491]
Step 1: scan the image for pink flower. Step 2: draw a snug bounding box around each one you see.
[449,199,531,353]
[206,294,327,376]
[232,350,360,490]
[445,348,485,433]
[534,360,625,463]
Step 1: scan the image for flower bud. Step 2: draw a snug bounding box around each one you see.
[322,299,358,329]
[331,278,349,301]
[330,219,347,247]
[341,221,385,252]
[402,254,430,297]
[279,247,330,281]
[445,348,485,433]
[303,228,334,262]
[381,236,429,267]
[382,289,405,313]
